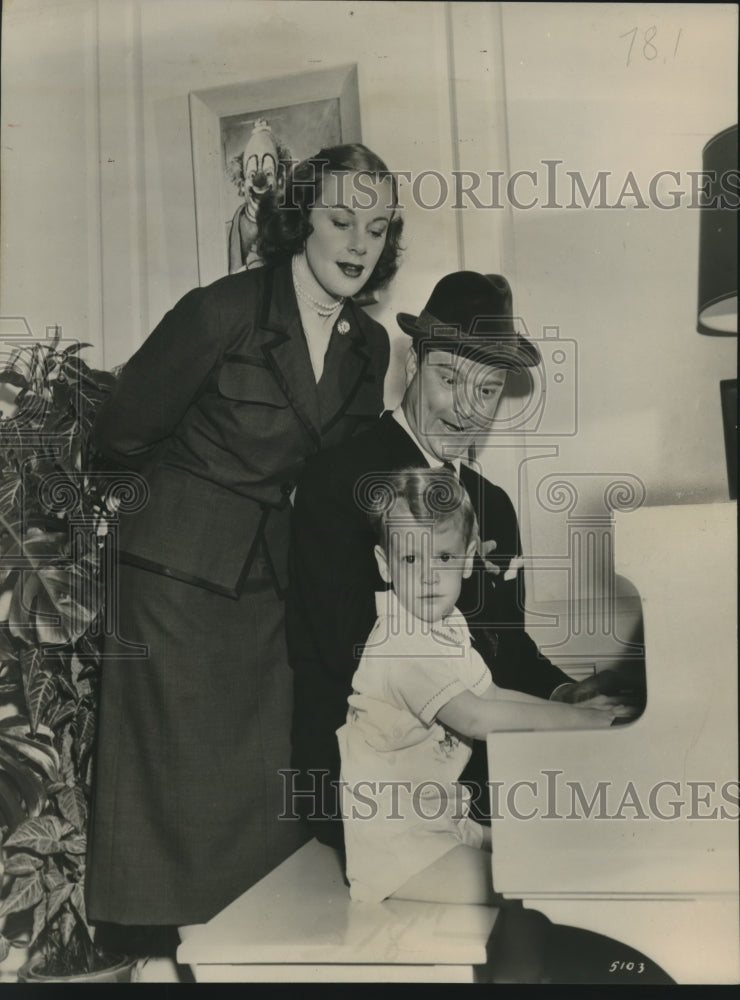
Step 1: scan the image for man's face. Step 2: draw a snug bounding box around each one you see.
[374,507,475,624]
[403,349,508,461]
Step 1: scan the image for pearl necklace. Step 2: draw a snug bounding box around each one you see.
[292,256,344,318]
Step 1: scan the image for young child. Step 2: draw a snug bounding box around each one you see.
[337,467,620,904]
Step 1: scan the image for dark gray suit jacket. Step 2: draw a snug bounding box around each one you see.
[94,261,389,596]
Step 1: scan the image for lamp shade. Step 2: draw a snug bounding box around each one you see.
[697,124,737,335]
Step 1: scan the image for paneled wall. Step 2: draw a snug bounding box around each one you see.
[498,3,737,621]
[1,0,103,362]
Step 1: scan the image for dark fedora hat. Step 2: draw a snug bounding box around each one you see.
[397,271,541,368]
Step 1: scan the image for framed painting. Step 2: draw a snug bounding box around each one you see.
[189,63,361,286]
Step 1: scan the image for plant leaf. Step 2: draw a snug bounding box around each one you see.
[73,631,101,672]
[0,872,44,919]
[76,660,99,681]
[55,785,86,831]
[2,852,43,875]
[0,651,22,691]
[58,906,77,947]
[0,758,44,822]
[0,368,29,391]
[18,647,42,725]
[0,718,60,780]
[58,835,86,855]
[69,882,88,929]
[72,701,95,775]
[45,881,74,927]
[30,891,48,947]
[0,728,59,816]
[42,857,65,889]
[3,814,64,853]
[46,700,76,732]
[12,564,99,647]
[60,342,93,357]
[55,671,77,700]
[0,770,26,831]
[0,714,50,739]
[27,669,57,733]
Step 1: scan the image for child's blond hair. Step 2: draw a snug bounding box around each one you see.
[365,467,477,551]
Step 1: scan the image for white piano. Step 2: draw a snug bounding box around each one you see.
[487,501,739,984]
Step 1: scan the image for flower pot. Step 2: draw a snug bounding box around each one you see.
[17,954,137,984]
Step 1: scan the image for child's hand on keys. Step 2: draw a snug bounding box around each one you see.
[583,702,634,728]
[581,706,620,728]
[610,703,637,726]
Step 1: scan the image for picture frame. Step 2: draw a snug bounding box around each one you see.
[189,64,361,287]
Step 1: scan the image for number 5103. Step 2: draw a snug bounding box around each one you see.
[609,960,645,973]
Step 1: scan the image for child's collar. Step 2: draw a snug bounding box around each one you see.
[374,589,471,648]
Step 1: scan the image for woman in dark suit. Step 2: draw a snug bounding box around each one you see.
[85,144,403,942]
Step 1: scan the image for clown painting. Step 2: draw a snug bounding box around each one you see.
[225,119,292,272]
[210,84,350,282]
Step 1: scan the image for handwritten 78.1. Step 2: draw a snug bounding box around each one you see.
[619,26,683,66]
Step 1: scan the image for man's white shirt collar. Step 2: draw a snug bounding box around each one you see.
[391,406,462,476]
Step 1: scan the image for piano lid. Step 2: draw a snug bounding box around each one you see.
[487,502,738,983]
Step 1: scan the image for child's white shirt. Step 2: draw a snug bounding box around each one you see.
[337,590,496,902]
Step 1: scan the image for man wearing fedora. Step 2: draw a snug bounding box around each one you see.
[287,271,633,848]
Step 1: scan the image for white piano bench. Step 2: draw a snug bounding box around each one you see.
[176,838,500,982]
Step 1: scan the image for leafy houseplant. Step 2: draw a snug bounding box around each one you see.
[0,331,130,979]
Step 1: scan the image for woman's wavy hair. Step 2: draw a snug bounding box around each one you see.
[256,143,404,294]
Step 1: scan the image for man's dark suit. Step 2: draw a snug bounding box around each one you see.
[287,411,573,847]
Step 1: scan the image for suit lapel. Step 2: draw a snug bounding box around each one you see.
[258,264,321,447]
[376,411,430,466]
[460,462,486,526]
[317,297,373,430]
[459,462,479,498]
